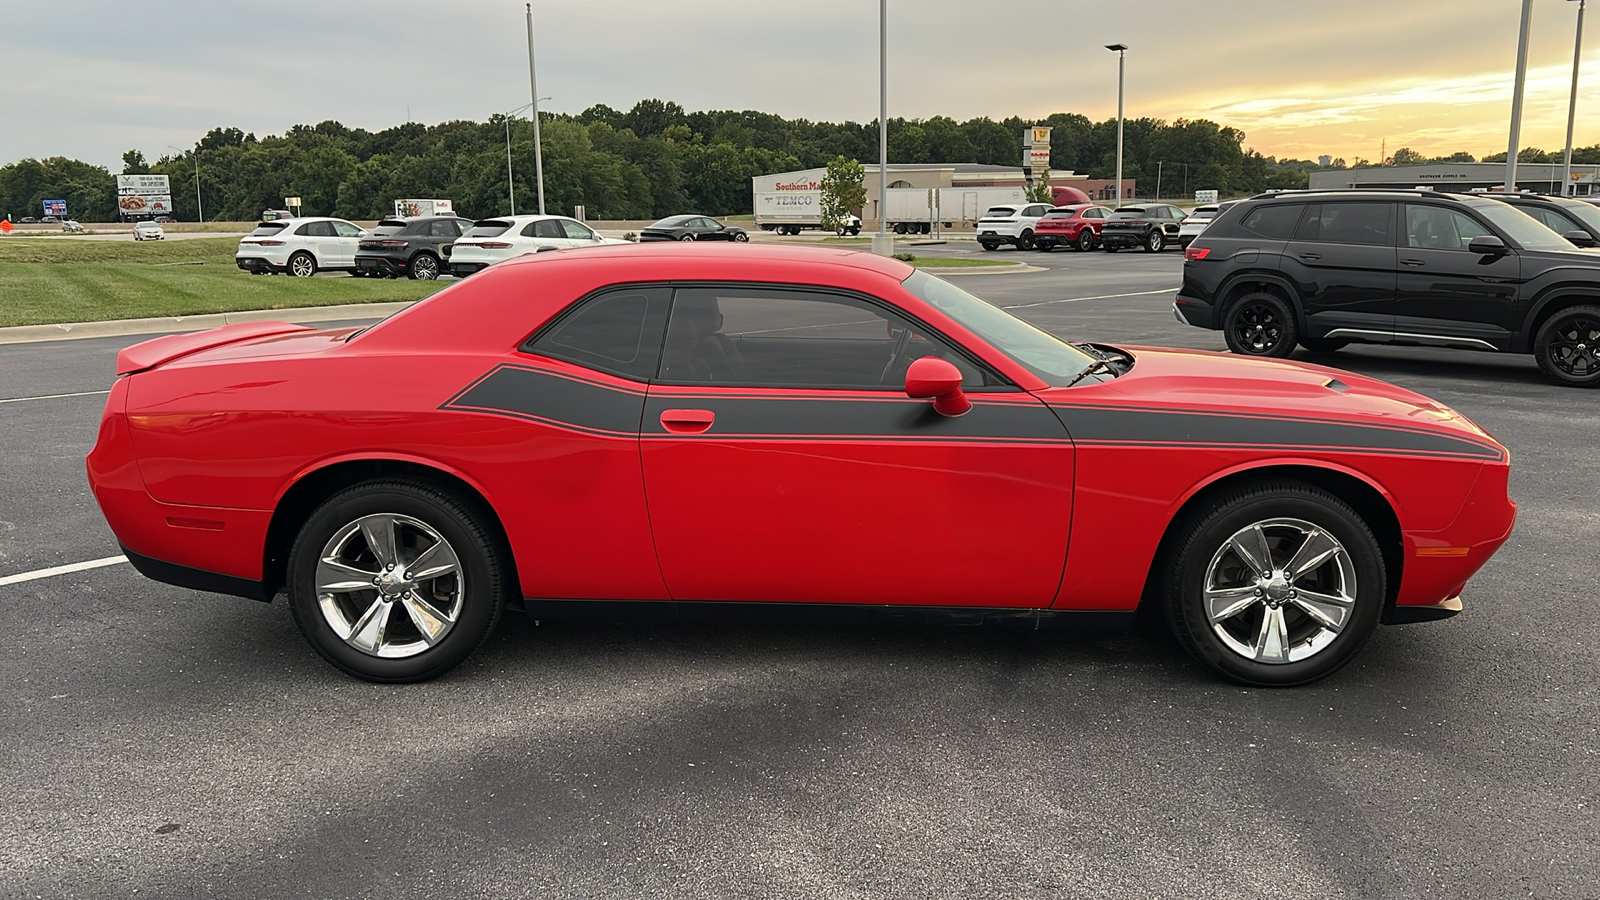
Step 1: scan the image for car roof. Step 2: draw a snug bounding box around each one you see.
[500,241,910,277]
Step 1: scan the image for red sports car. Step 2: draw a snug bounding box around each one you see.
[1033,204,1111,252]
[87,244,1515,686]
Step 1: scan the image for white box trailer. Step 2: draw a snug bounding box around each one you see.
[394,199,454,218]
[884,186,1030,234]
[755,191,848,234]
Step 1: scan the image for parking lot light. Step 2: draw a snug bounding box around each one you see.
[526,3,546,216]
[1564,0,1587,196]
[166,144,202,224]
[1507,0,1534,192]
[1106,44,1127,208]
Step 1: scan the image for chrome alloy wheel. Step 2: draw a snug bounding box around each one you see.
[314,513,464,658]
[1202,517,1357,664]
[290,254,316,277]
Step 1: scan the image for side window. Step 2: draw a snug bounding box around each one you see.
[1530,207,1578,235]
[1026,205,1048,217]
[658,288,991,389]
[1404,205,1492,251]
[1084,208,1104,219]
[532,219,564,240]
[526,287,670,381]
[1237,204,1303,239]
[1297,202,1392,246]
[331,221,363,238]
[560,219,597,241]
[455,219,474,236]
[297,221,334,237]
[428,220,458,238]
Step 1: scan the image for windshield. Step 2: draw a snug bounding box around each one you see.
[1477,202,1580,251]
[1554,200,1600,235]
[901,269,1093,386]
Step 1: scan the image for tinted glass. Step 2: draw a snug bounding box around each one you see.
[560,219,597,240]
[1553,200,1600,233]
[983,207,1017,217]
[901,270,1093,386]
[529,219,564,239]
[428,220,458,237]
[1404,205,1491,251]
[465,221,512,238]
[528,288,669,381]
[1109,208,1147,219]
[1083,208,1104,219]
[297,221,335,237]
[654,215,695,227]
[659,287,988,389]
[249,223,288,236]
[1523,206,1579,235]
[1472,202,1573,252]
[1297,202,1391,245]
[1236,204,1303,239]
[372,221,409,236]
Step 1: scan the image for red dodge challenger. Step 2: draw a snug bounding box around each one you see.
[87,244,1515,686]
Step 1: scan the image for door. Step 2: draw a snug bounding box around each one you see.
[640,285,1075,607]
[523,218,568,251]
[1394,203,1524,349]
[297,220,339,265]
[330,220,363,266]
[1284,201,1398,341]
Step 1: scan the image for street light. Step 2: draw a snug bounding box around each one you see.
[525,4,546,215]
[1507,0,1534,192]
[503,97,550,215]
[872,0,892,257]
[1564,0,1588,196]
[1106,44,1127,208]
[166,144,202,224]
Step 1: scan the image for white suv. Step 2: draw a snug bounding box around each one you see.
[235,217,367,277]
[449,215,624,277]
[976,203,1052,251]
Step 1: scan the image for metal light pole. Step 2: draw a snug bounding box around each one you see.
[1507,0,1534,192]
[1564,0,1588,196]
[526,3,546,215]
[1106,44,1127,207]
[167,144,202,224]
[871,0,893,257]
[502,99,549,214]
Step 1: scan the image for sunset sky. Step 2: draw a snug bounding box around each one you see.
[1,0,1590,169]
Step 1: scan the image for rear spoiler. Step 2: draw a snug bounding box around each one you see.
[116,321,314,376]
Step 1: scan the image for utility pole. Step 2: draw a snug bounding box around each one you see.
[872,0,893,256]
[1508,0,1535,192]
[526,4,546,214]
[1564,0,1588,195]
[1106,44,1127,208]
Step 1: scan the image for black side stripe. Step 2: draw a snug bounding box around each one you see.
[640,394,1070,442]
[442,364,644,437]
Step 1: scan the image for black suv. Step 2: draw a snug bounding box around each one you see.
[1176,189,1600,386]
[1483,193,1600,248]
[354,216,475,280]
[1100,204,1187,252]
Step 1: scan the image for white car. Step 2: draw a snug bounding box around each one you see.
[235,216,366,277]
[1177,201,1239,249]
[133,221,164,241]
[975,202,1053,251]
[448,215,625,277]
[61,220,84,234]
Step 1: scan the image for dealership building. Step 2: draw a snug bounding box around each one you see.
[1308,162,1600,196]
[752,163,1134,222]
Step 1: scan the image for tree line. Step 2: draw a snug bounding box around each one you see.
[4,99,1596,222]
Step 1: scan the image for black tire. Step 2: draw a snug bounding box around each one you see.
[1035,239,1055,252]
[1077,229,1096,252]
[1223,291,1298,357]
[1017,230,1035,251]
[850,226,861,236]
[1104,245,1120,253]
[288,251,317,278]
[679,233,695,242]
[733,231,749,242]
[408,253,440,281]
[1533,304,1600,387]
[1298,336,1350,353]
[1161,480,1385,686]
[287,479,508,683]
[979,241,998,252]
[1145,230,1165,252]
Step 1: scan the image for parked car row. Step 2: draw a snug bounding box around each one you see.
[978,202,1230,253]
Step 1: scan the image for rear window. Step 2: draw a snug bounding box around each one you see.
[372,220,410,236]
[249,222,288,236]
[1043,207,1082,219]
[465,220,513,238]
[982,207,1017,218]
[1108,207,1147,218]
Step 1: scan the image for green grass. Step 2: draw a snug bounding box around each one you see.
[909,257,1021,268]
[0,237,446,327]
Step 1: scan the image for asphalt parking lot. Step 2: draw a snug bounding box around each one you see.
[3,246,1597,899]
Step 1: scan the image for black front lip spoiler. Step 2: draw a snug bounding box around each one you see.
[121,547,272,602]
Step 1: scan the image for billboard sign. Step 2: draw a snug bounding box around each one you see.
[42,200,67,216]
[116,174,173,217]
[1195,189,1220,205]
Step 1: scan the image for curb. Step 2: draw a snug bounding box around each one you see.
[0,301,416,346]
[920,263,1045,277]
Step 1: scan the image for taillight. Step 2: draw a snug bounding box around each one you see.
[375,239,406,247]
[258,240,285,246]
[1185,246,1212,261]
[479,241,512,249]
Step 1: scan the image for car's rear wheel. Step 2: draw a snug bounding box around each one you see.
[1534,304,1600,387]
[1298,336,1349,353]
[287,479,507,683]
[1077,229,1096,252]
[979,241,998,251]
[1162,481,1385,686]
[679,233,695,242]
[733,231,749,242]
[1145,230,1164,252]
[1224,291,1297,357]
[1017,229,1035,251]
[289,252,317,278]
[409,253,440,280]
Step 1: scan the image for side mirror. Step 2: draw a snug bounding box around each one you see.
[1468,235,1508,255]
[1564,229,1598,248]
[904,356,971,417]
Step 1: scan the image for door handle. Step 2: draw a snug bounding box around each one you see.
[1297,252,1321,260]
[1401,258,1425,267]
[660,408,715,434]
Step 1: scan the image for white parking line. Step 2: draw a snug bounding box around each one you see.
[0,555,127,587]
[1002,288,1176,310]
[0,389,112,404]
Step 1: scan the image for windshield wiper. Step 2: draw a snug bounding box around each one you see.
[1064,358,1117,387]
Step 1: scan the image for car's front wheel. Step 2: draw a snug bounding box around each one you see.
[1224,291,1297,357]
[287,479,508,682]
[409,253,440,280]
[1162,481,1385,686]
[1534,304,1600,387]
[289,251,317,278]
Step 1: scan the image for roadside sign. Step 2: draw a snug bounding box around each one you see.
[0,220,12,234]
[1195,189,1220,205]
[43,200,67,216]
